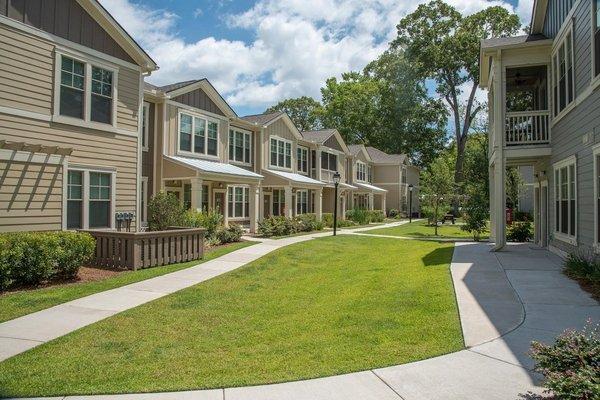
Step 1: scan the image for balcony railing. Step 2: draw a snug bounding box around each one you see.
[505,110,550,146]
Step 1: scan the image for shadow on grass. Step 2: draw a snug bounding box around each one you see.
[421,246,455,267]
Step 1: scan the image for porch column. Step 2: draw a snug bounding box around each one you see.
[340,193,346,220]
[369,193,374,211]
[489,163,496,242]
[315,150,322,180]
[190,177,203,212]
[492,161,506,250]
[249,184,259,233]
[381,193,387,215]
[284,186,293,218]
[315,188,323,220]
[223,185,229,227]
[349,191,354,210]
[491,53,505,250]
[258,186,265,222]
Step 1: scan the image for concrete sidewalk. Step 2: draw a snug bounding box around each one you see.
[4,239,599,400]
[0,221,408,362]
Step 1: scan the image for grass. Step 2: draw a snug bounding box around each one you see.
[0,236,462,397]
[364,219,489,240]
[0,241,256,323]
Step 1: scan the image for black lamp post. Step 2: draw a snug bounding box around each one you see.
[333,171,341,236]
[408,184,414,223]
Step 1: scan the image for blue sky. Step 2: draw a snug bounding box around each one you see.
[103,0,530,116]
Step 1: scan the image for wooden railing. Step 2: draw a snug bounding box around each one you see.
[505,110,550,145]
[85,227,205,270]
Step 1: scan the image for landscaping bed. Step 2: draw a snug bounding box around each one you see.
[0,235,462,397]
[0,241,256,323]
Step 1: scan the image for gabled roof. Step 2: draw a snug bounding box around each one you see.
[365,147,407,165]
[347,144,372,162]
[240,112,284,126]
[144,79,237,118]
[80,0,157,72]
[300,129,336,144]
[480,34,549,50]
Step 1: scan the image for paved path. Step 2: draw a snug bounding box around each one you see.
[0,221,409,362]
[4,233,600,399]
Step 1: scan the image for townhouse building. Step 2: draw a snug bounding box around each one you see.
[481,0,600,254]
[0,0,157,232]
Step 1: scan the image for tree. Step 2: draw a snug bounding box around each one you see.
[265,96,323,131]
[320,72,381,144]
[421,157,455,235]
[506,167,524,209]
[393,1,521,186]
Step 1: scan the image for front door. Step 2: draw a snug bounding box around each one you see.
[214,192,225,215]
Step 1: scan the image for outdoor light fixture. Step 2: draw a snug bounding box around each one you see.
[408,184,414,223]
[333,171,341,236]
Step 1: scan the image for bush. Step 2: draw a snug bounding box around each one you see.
[322,213,354,228]
[507,221,533,242]
[148,191,185,231]
[530,321,599,400]
[183,209,223,240]
[461,191,489,241]
[215,224,244,244]
[368,210,385,223]
[514,210,532,222]
[564,249,600,295]
[296,214,324,232]
[347,208,370,225]
[258,216,299,237]
[0,231,95,291]
[388,209,400,219]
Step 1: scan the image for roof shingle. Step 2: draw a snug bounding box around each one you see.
[300,129,336,144]
[240,111,283,126]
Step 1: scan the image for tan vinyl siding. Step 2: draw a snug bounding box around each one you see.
[0,113,139,231]
[373,165,399,183]
[0,24,53,114]
[116,67,141,132]
[0,160,64,231]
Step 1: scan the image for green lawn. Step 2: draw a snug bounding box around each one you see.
[0,236,462,398]
[364,219,489,240]
[0,241,256,323]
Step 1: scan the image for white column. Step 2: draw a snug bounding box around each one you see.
[315,149,322,181]
[340,193,346,220]
[381,194,387,216]
[285,186,293,218]
[258,186,265,222]
[223,185,229,227]
[315,188,323,220]
[369,193,374,210]
[491,52,506,251]
[489,163,496,242]
[190,177,203,212]
[249,184,259,233]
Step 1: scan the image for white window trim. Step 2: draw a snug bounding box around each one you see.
[297,145,309,175]
[142,102,150,152]
[321,150,338,173]
[53,50,119,131]
[141,176,148,224]
[269,136,293,171]
[229,127,252,166]
[296,189,308,215]
[228,185,250,219]
[551,20,576,122]
[553,155,577,245]
[356,161,367,182]
[65,166,116,230]
[593,144,600,250]
[177,110,220,159]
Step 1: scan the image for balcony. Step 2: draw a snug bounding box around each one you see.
[505,110,550,145]
[503,65,551,149]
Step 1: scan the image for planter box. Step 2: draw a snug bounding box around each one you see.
[85,227,205,270]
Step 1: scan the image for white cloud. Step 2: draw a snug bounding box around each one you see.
[100,0,532,112]
[193,8,203,18]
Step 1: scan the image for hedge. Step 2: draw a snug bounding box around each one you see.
[0,231,95,291]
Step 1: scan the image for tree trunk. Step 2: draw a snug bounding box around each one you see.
[434,199,439,236]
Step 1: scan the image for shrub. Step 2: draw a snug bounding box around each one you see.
[461,191,489,241]
[514,210,532,222]
[322,213,354,228]
[388,209,400,219]
[258,216,299,237]
[347,208,370,225]
[530,321,599,400]
[507,221,533,242]
[148,191,185,231]
[564,249,600,295]
[368,210,385,223]
[183,209,223,240]
[296,214,324,232]
[215,224,244,244]
[0,231,95,290]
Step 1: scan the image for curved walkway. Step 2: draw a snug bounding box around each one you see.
[3,229,599,400]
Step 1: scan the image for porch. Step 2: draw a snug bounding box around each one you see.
[261,169,325,220]
[349,182,387,214]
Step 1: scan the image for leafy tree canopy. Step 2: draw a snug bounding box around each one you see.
[265,96,323,132]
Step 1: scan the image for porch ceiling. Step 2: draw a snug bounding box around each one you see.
[164,155,263,181]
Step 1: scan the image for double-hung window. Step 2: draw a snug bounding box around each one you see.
[554,157,577,241]
[296,190,308,215]
[321,151,337,172]
[229,129,252,164]
[356,162,367,181]
[58,55,115,126]
[270,137,292,169]
[552,27,574,117]
[67,169,114,229]
[179,112,219,157]
[297,146,308,174]
[228,186,249,218]
[272,189,285,216]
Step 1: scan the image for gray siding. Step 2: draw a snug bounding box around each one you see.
[323,135,343,152]
[0,0,135,63]
[172,88,225,116]
[543,0,576,38]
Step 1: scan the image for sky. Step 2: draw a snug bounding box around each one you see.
[101,0,533,116]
